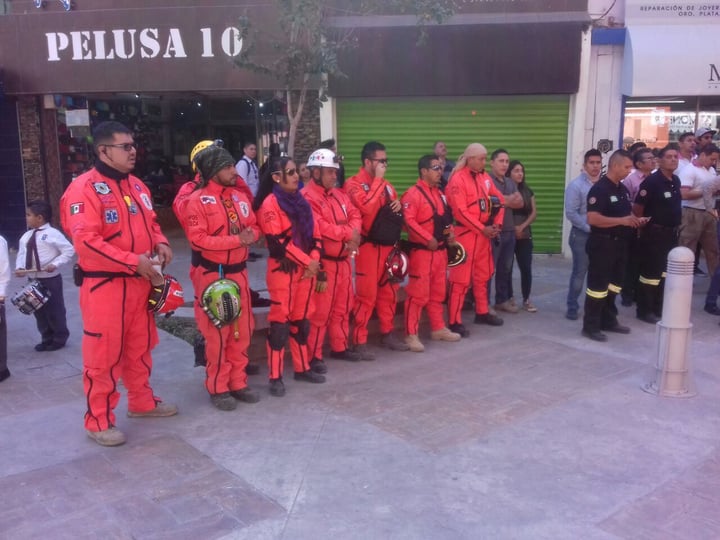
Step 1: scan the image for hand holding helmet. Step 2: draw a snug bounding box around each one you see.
[385,247,409,283]
[148,274,184,315]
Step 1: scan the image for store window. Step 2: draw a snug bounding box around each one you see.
[623,96,720,149]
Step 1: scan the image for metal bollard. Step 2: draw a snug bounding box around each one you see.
[642,246,696,398]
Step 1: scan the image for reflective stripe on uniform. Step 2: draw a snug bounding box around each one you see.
[639,275,661,286]
[586,288,608,299]
[608,283,622,294]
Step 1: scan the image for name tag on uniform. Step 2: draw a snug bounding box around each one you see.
[610,195,618,203]
[664,191,671,198]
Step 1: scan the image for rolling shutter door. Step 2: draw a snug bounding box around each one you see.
[337,96,569,253]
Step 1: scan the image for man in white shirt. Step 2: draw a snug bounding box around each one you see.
[235,142,259,198]
[678,145,720,276]
[677,131,696,173]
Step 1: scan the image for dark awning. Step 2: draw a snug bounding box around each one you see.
[329,21,585,98]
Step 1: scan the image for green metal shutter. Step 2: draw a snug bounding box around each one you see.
[336,96,569,253]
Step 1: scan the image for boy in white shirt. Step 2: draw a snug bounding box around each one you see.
[0,234,9,382]
[15,200,75,351]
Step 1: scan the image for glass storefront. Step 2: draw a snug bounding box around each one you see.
[623,96,720,149]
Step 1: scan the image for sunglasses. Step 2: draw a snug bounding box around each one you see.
[430,165,443,171]
[103,143,137,152]
[370,158,389,165]
[275,168,298,177]
[104,142,137,152]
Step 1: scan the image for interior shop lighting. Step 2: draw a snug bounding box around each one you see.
[626,100,685,104]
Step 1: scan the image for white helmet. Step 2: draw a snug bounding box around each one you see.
[307,148,340,169]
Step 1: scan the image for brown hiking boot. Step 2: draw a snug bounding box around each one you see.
[86,427,126,447]
[404,334,425,353]
[127,402,178,418]
[430,327,462,342]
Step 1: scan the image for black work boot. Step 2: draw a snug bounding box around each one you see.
[294,370,326,384]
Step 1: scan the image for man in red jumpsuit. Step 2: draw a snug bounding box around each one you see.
[173,139,263,373]
[60,121,177,447]
[446,143,506,338]
[302,148,363,373]
[256,157,325,397]
[401,154,462,352]
[345,141,409,354]
[184,145,262,411]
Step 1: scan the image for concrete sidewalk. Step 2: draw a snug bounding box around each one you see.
[1,229,720,539]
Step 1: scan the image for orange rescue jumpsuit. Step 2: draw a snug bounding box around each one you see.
[445,167,505,325]
[401,179,454,335]
[344,169,401,345]
[302,181,362,359]
[257,194,322,379]
[173,173,253,232]
[184,182,260,396]
[60,167,169,432]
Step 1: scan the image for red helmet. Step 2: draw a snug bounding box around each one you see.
[386,248,409,283]
[148,275,185,314]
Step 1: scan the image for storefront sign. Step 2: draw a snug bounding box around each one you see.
[626,1,720,23]
[45,27,243,62]
[0,5,281,94]
[623,24,720,95]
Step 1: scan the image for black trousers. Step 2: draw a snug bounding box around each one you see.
[34,275,70,347]
[583,234,628,333]
[636,225,678,317]
[511,237,533,302]
[0,303,7,372]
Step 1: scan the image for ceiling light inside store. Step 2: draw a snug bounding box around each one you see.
[626,100,685,104]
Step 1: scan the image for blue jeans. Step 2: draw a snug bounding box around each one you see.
[566,227,589,315]
[493,230,516,305]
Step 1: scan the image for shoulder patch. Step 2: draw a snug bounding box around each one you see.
[200,195,217,205]
[140,193,153,210]
[232,193,239,203]
[239,201,250,218]
[69,202,84,215]
[93,182,110,195]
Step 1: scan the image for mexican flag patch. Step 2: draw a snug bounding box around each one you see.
[70,202,84,215]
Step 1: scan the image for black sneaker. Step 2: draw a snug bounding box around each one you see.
[602,324,631,334]
[448,323,470,338]
[310,358,328,374]
[294,370,326,384]
[0,368,10,383]
[230,387,260,403]
[474,313,504,326]
[351,344,375,361]
[581,329,608,342]
[704,304,720,315]
[380,332,410,351]
[269,378,286,397]
[245,363,260,375]
[636,312,660,324]
[330,349,362,362]
[34,343,49,352]
[210,392,237,411]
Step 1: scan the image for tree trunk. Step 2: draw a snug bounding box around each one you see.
[285,77,308,158]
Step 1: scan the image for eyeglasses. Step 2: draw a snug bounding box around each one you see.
[370,158,389,165]
[430,165,443,172]
[104,143,137,152]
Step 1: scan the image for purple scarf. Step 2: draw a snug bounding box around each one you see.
[273,184,314,253]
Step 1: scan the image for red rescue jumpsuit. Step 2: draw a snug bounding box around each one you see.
[401,179,454,335]
[184,182,260,396]
[445,167,505,325]
[174,173,253,232]
[344,169,401,345]
[60,168,169,432]
[302,181,362,359]
[257,194,322,379]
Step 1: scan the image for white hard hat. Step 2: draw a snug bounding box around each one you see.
[307,148,340,169]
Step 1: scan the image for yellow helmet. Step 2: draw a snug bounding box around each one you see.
[189,139,224,172]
